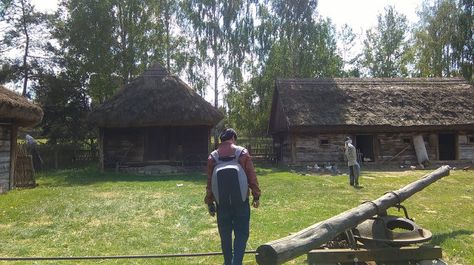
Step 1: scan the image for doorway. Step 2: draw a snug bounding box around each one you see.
[145,127,171,161]
[355,135,375,162]
[438,133,456,160]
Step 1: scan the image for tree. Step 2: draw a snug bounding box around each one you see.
[337,24,361,77]
[53,0,118,103]
[0,0,48,96]
[226,0,343,136]
[361,6,410,77]
[457,0,473,82]
[54,0,181,104]
[179,0,257,144]
[33,71,93,146]
[413,0,473,82]
[180,0,257,106]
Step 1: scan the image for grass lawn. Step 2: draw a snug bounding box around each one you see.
[0,165,472,265]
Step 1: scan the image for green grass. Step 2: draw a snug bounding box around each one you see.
[0,166,472,264]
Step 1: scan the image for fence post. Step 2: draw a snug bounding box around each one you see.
[54,145,58,170]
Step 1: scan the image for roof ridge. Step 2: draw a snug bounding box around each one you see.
[277,77,468,85]
[142,63,169,77]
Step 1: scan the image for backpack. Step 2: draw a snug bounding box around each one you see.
[210,146,249,205]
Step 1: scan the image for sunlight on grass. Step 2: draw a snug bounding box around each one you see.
[0,166,472,264]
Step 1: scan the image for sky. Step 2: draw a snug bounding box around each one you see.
[33,0,424,29]
[317,0,422,35]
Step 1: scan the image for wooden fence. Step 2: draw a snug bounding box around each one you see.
[14,144,36,187]
[239,137,276,164]
[33,144,99,170]
[17,139,274,171]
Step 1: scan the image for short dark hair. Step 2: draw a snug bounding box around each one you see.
[220,128,237,142]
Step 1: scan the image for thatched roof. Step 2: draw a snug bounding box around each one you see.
[0,86,43,127]
[89,64,223,128]
[270,77,474,133]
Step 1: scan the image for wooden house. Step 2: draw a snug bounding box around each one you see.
[89,64,223,170]
[268,78,474,165]
[0,86,43,193]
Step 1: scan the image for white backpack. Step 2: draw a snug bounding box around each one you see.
[210,146,249,205]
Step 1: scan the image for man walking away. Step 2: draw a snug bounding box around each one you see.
[344,137,360,187]
[205,128,261,265]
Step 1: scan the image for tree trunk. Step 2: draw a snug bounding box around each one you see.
[21,0,30,97]
[212,3,219,146]
[164,0,171,71]
[256,165,451,265]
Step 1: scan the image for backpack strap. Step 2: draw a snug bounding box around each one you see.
[210,150,219,163]
[233,146,245,162]
[212,146,246,164]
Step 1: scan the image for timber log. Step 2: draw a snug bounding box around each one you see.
[256,165,451,265]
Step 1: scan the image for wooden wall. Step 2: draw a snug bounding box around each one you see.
[0,125,11,193]
[103,127,145,168]
[101,125,210,169]
[459,132,474,160]
[276,131,473,165]
[279,133,345,165]
[378,133,420,162]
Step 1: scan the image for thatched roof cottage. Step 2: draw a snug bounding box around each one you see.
[0,86,43,193]
[269,78,474,165]
[89,64,223,170]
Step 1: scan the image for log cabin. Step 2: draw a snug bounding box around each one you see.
[0,86,43,193]
[268,78,474,166]
[89,63,223,170]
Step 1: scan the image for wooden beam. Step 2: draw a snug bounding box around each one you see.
[9,125,16,190]
[256,166,450,265]
[98,128,104,172]
[307,246,442,264]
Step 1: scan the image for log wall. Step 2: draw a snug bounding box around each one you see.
[277,131,473,165]
[102,125,210,169]
[0,125,11,193]
[458,132,474,160]
[103,128,145,168]
[280,133,345,165]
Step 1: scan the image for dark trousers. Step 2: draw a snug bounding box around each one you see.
[216,200,250,265]
[349,163,360,185]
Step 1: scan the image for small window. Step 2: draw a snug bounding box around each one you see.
[469,135,474,144]
[402,138,411,144]
[320,139,329,145]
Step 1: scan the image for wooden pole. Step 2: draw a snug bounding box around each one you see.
[256,165,451,265]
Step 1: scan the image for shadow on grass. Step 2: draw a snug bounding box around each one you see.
[36,166,207,187]
[430,229,473,245]
[37,164,287,188]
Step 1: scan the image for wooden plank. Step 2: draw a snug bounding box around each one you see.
[0,161,10,173]
[0,126,10,140]
[0,155,10,163]
[307,246,442,264]
[0,141,11,152]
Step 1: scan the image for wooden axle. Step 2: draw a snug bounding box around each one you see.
[307,246,442,264]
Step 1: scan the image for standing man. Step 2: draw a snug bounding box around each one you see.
[344,137,360,187]
[205,128,261,265]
